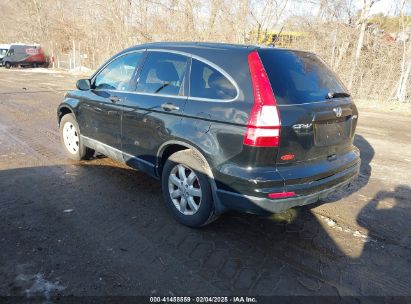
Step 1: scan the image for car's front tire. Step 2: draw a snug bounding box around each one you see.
[59,113,94,161]
[161,150,218,227]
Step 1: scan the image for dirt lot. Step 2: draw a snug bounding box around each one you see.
[0,68,410,298]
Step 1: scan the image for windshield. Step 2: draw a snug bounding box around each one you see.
[258,49,348,105]
[0,49,8,56]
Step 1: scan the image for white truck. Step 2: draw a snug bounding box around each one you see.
[0,44,10,66]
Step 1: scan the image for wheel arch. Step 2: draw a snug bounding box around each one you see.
[57,106,73,124]
[157,140,213,178]
[157,140,226,214]
[57,101,77,125]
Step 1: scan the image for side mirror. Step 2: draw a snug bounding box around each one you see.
[76,79,91,91]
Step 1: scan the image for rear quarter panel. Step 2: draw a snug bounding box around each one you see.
[177,47,253,169]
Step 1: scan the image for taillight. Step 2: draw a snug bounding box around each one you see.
[244,51,281,147]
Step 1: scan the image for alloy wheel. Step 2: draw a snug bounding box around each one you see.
[168,164,202,215]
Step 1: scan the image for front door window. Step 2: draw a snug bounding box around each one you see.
[94,52,143,91]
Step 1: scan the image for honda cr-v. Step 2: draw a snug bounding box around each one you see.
[57,42,360,227]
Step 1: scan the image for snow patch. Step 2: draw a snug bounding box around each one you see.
[320,215,375,243]
[25,274,65,298]
[69,66,92,75]
[15,273,65,299]
[9,68,62,74]
[324,217,336,227]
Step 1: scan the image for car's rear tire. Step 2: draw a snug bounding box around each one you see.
[59,113,94,161]
[161,150,218,227]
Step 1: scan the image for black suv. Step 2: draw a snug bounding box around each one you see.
[57,42,360,227]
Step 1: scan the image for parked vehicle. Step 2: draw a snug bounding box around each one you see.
[2,43,46,68]
[57,42,360,227]
[0,44,10,66]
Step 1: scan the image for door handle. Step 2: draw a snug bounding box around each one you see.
[109,96,121,104]
[161,103,179,111]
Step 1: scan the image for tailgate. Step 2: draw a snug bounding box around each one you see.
[276,100,358,165]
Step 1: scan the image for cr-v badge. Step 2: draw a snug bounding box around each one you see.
[333,107,342,117]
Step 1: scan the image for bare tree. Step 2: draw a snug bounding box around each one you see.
[250,0,289,43]
[0,0,408,103]
[394,0,411,102]
[317,0,356,23]
[348,0,380,90]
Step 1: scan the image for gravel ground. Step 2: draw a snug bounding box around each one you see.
[0,68,410,299]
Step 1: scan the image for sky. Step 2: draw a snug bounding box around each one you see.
[247,0,410,32]
[283,0,409,18]
[370,0,410,15]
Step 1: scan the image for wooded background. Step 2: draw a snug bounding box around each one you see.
[1,0,410,103]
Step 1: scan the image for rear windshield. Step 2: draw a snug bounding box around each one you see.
[258,49,347,105]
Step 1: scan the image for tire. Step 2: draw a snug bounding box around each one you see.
[4,62,11,69]
[59,113,94,161]
[161,150,218,227]
[32,63,38,68]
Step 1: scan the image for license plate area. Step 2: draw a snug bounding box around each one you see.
[314,117,350,146]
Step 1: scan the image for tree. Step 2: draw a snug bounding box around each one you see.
[250,0,289,43]
[394,0,411,102]
[348,0,380,90]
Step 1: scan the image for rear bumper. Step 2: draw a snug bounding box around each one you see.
[215,157,360,214]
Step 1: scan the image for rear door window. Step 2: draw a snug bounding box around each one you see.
[136,52,188,96]
[258,49,347,105]
[189,59,237,100]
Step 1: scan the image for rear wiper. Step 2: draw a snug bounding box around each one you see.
[326,92,351,99]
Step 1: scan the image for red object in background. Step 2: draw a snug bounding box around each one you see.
[25,47,46,63]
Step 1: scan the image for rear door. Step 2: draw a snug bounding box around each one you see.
[121,50,189,170]
[258,49,358,180]
[76,51,144,152]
